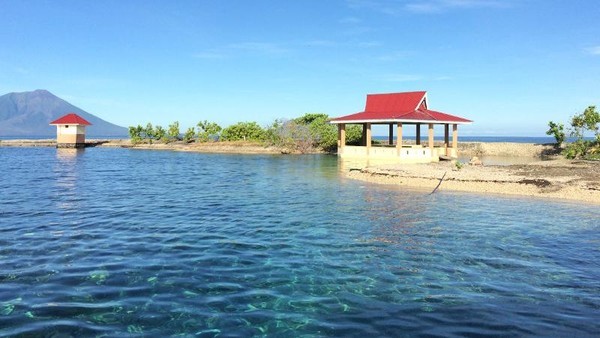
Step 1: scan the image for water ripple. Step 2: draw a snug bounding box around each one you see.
[0,148,598,336]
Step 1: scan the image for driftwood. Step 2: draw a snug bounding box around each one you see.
[430,171,447,195]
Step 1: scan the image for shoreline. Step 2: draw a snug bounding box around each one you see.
[345,159,600,204]
[3,138,598,204]
[0,138,557,156]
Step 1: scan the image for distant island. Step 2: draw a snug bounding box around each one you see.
[0,89,128,137]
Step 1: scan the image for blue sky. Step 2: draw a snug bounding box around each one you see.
[1,0,599,136]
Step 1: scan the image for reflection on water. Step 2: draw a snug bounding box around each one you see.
[55,148,83,162]
[54,148,84,212]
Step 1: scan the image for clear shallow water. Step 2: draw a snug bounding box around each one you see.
[0,148,599,337]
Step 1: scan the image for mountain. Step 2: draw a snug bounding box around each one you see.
[0,89,128,137]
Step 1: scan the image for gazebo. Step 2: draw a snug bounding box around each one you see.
[330,91,472,163]
[49,113,92,148]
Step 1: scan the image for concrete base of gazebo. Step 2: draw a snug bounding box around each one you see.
[338,145,457,163]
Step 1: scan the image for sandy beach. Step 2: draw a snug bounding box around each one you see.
[346,158,600,204]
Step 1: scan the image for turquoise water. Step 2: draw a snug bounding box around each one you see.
[0,147,598,337]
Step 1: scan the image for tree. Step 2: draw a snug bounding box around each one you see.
[197,120,222,142]
[128,125,143,144]
[183,127,196,143]
[292,113,364,152]
[345,125,363,145]
[553,106,600,159]
[276,119,315,153]
[221,122,265,141]
[263,119,284,146]
[154,125,167,141]
[546,121,565,148]
[293,113,336,151]
[589,106,600,142]
[144,123,155,143]
[167,121,181,141]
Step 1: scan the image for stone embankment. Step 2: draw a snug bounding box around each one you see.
[0,139,285,154]
[458,142,556,158]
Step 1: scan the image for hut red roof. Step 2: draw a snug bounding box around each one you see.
[49,113,92,126]
[331,91,471,124]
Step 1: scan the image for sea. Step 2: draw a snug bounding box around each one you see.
[0,147,599,337]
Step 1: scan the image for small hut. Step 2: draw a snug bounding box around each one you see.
[49,113,92,148]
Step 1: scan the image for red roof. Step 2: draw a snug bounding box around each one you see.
[49,113,92,126]
[365,91,427,112]
[331,91,472,124]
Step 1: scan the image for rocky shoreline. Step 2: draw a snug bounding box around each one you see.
[0,139,285,154]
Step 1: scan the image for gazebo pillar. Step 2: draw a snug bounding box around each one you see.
[338,123,346,152]
[416,124,421,145]
[388,124,394,145]
[396,123,403,156]
[452,124,458,153]
[428,123,434,157]
[444,124,450,156]
[361,123,368,146]
[366,123,372,155]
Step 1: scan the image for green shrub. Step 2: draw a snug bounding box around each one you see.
[276,120,315,153]
[144,123,155,144]
[550,106,600,159]
[128,125,144,144]
[221,122,265,141]
[197,120,222,142]
[546,121,565,147]
[183,127,196,143]
[293,113,338,152]
[154,126,166,141]
[167,121,181,141]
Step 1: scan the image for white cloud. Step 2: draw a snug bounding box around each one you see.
[193,51,227,60]
[357,41,383,48]
[14,67,30,75]
[301,40,381,49]
[377,51,411,61]
[405,2,441,13]
[585,46,600,55]
[339,16,362,24]
[303,40,339,47]
[347,0,511,15]
[407,0,510,13]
